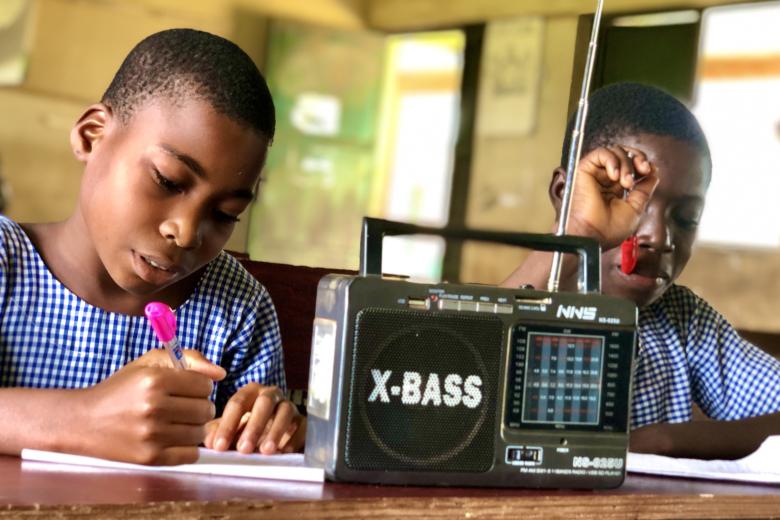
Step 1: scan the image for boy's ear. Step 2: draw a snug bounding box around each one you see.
[548,166,567,220]
[70,103,112,163]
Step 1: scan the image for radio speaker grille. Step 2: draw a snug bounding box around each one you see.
[345,308,502,472]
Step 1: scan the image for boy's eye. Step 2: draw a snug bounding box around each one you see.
[153,169,184,194]
[215,210,240,224]
[675,216,700,231]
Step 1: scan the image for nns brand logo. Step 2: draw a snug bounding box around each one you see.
[556,304,597,321]
[368,369,483,408]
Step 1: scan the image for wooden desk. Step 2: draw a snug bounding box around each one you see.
[2,456,779,518]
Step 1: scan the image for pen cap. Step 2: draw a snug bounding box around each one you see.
[144,302,177,343]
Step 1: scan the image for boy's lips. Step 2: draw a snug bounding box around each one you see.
[141,255,172,271]
[132,250,184,285]
[614,262,670,290]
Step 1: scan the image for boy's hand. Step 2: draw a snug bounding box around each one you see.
[131,348,227,381]
[630,412,780,460]
[203,383,305,455]
[564,146,659,249]
[78,360,221,465]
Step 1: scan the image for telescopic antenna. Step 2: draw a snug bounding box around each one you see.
[548,0,605,293]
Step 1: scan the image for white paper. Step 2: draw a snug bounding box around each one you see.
[21,447,325,483]
[627,435,780,484]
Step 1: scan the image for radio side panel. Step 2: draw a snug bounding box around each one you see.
[303,274,355,475]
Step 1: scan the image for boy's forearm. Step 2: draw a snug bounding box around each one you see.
[630,412,780,460]
[0,387,89,456]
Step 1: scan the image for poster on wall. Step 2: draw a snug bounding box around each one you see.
[476,16,545,137]
[0,0,33,86]
[247,21,385,269]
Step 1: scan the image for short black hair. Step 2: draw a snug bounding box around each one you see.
[561,82,710,177]
[102,28,275,141]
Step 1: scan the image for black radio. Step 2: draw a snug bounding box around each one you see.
[304,218,637,488]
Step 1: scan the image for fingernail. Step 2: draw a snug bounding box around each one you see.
[239,440,253,453]
[262,440,275,453]
[215,437,228,451]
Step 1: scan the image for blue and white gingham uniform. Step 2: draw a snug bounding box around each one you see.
[0,216,285,414]
[632,284,780,428]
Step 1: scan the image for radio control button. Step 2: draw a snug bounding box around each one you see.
[496,303,514,314]
[459,301,478,312]
[438,299,459,311]
[476,302,497,313]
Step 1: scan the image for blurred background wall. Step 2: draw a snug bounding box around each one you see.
[1,0,779,333]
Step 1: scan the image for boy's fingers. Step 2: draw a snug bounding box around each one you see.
[620,145,655,189]
[582,148,622,186]
[182,350,227,381]
[277,416,302,449]
[130,348,169,367]
[155,395,216,425]
[255,416,274,451]
[282,417,307,453]
[277,429,294,452]
[607,145,637,190]
[132,425,207,457]
[161,424,208,448]
[622,145,653,174]
[237,387,284,453]
[213,391,255,451]
[203,419,219,449]
[164,369,216,398]
[259,401,298,454]
[624,174,660,216]
[152,446,201,466]
[130,349,226,382]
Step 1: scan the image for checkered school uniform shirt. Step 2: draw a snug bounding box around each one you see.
[633,284,780,428]
[0,216,285,414]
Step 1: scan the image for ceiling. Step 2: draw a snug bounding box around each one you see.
[77,0,768,32]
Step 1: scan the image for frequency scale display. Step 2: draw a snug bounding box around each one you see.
[522,332,604,425]
[505,324,633,433]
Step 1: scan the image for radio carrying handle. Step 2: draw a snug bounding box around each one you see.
[360,217,601,294]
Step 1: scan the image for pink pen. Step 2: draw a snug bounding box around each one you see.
[144,302,187,369]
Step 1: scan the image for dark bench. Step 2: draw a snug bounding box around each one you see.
[236,257,353,391]
[737,330,780,359]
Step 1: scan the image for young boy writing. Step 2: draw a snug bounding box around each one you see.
[504,82,780,459]
[0,29,304,464]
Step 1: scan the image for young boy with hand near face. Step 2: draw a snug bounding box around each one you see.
[0,29,303,464]
[504,82,780,459]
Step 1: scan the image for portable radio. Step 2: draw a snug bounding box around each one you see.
[304,217,637,488]
[304,0,629,487]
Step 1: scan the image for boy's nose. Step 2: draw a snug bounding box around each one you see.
[639,213,675,253]
[159,216,203,250]
[640,224,674,253]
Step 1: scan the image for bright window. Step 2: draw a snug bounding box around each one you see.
[375,32,464,281]
[247,24,463,279]
[693,2,780,247]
